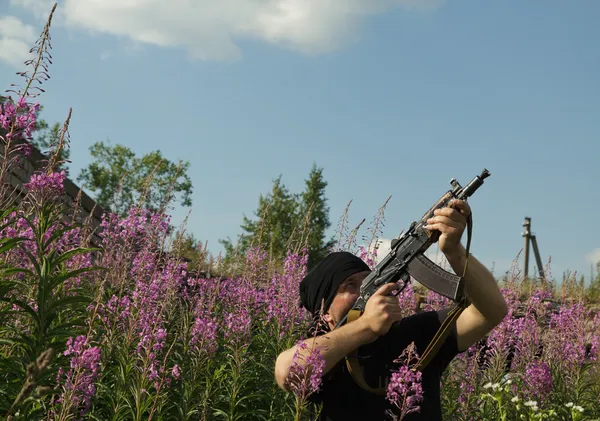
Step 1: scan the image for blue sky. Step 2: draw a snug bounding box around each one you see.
[1,0,599,284]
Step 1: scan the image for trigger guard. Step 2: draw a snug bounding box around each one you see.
[390,273,411,296]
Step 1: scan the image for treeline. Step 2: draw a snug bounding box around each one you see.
[219,164,334,273]
[5,96,600,298]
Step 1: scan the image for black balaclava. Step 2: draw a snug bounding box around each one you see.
[299,251,371,317]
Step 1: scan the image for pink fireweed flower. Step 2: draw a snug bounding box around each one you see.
[452,342,483,418]
[222,309,252,346]
[264,251,309,333]
[285,340,326,401]
[0,96,39,140]
[509,314,541,371]
[386,342,423,420]
[395,282,419,319]
[23,170,66,197]
[359,245,377,269]
[97,294,132,328]
[243,246,269,285]
[189,312,219,356]
[546,302,588,368]
[522,360,553,405]
[58,336,102,416]
[387,367,423,419]
[171,364,181,380]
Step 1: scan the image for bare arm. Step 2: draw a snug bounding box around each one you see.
[275,282,402,391]
[274,318,375,391]
[425,200,509,352]
[445,244,509,352]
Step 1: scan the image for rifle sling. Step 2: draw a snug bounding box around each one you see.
[344,214,473,395]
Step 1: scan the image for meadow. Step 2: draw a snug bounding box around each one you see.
[1,5,599,421]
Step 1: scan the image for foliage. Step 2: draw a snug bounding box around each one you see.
[586,262,600,303]
[170,231,215,275]
[299,163,334,271]
[76,140,193,216]
[1,5,599,421]
[220,175,300,270]
[220,164,333,274]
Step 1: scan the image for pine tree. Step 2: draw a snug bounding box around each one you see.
[300,163,334,270]
[220,175,300,265]
[587,261,600,303]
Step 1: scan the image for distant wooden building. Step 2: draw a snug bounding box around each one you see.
[0,128,105,246]
[0,128,207,276]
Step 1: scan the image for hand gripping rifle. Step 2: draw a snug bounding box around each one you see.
[337,169,491,395]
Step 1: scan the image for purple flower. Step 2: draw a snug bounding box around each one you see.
[546,302,588,369]
[23,170,66,196]
[523,360,553,404]
[386,342,424,420]
[0,96,39,140]
[263,250,309,333]
[189,309,219,356]
[285,341,326,401]
[58,336,102,416]
[171,364,181,380]
[358,245,377,269]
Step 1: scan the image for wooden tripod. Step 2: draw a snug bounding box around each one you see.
[522,217,545,282]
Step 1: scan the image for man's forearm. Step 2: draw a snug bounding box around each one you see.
[445,244,508,324]
[274,319,376,391]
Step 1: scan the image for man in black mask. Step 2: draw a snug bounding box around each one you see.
[274,199,508,420]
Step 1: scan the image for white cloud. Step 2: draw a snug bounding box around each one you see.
[100,50,111,61]
[9,0,444,61]
[585,248,600,265]
[0,15,37,67]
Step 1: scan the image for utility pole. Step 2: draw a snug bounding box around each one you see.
[522,217,545,282]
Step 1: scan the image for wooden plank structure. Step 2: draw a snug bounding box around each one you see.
[0,127,106,247]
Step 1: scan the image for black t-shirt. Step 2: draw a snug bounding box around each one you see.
[306,308,462,421]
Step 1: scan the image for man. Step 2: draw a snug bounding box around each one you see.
[274,199,508,420]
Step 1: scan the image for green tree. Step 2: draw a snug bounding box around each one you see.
[77,141,193,216]
[587,261,600,303]
[220,175,301,265]
[300,163,334,270]
[171,231,211,274]
[220,165,334,273]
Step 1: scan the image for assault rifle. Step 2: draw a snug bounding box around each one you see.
[337,169,491,395]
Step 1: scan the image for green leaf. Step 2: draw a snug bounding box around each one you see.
[47,295,92,315]
[0,297,40,325]
[50,246,101,271]
[0,237,28,254]
[41,223,83,251]
[50,266,104,290]
[0,207,18,232]
[0,267,34,278]
[16,245,41,278]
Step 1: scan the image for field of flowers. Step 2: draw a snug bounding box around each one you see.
[1,5,599,421]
